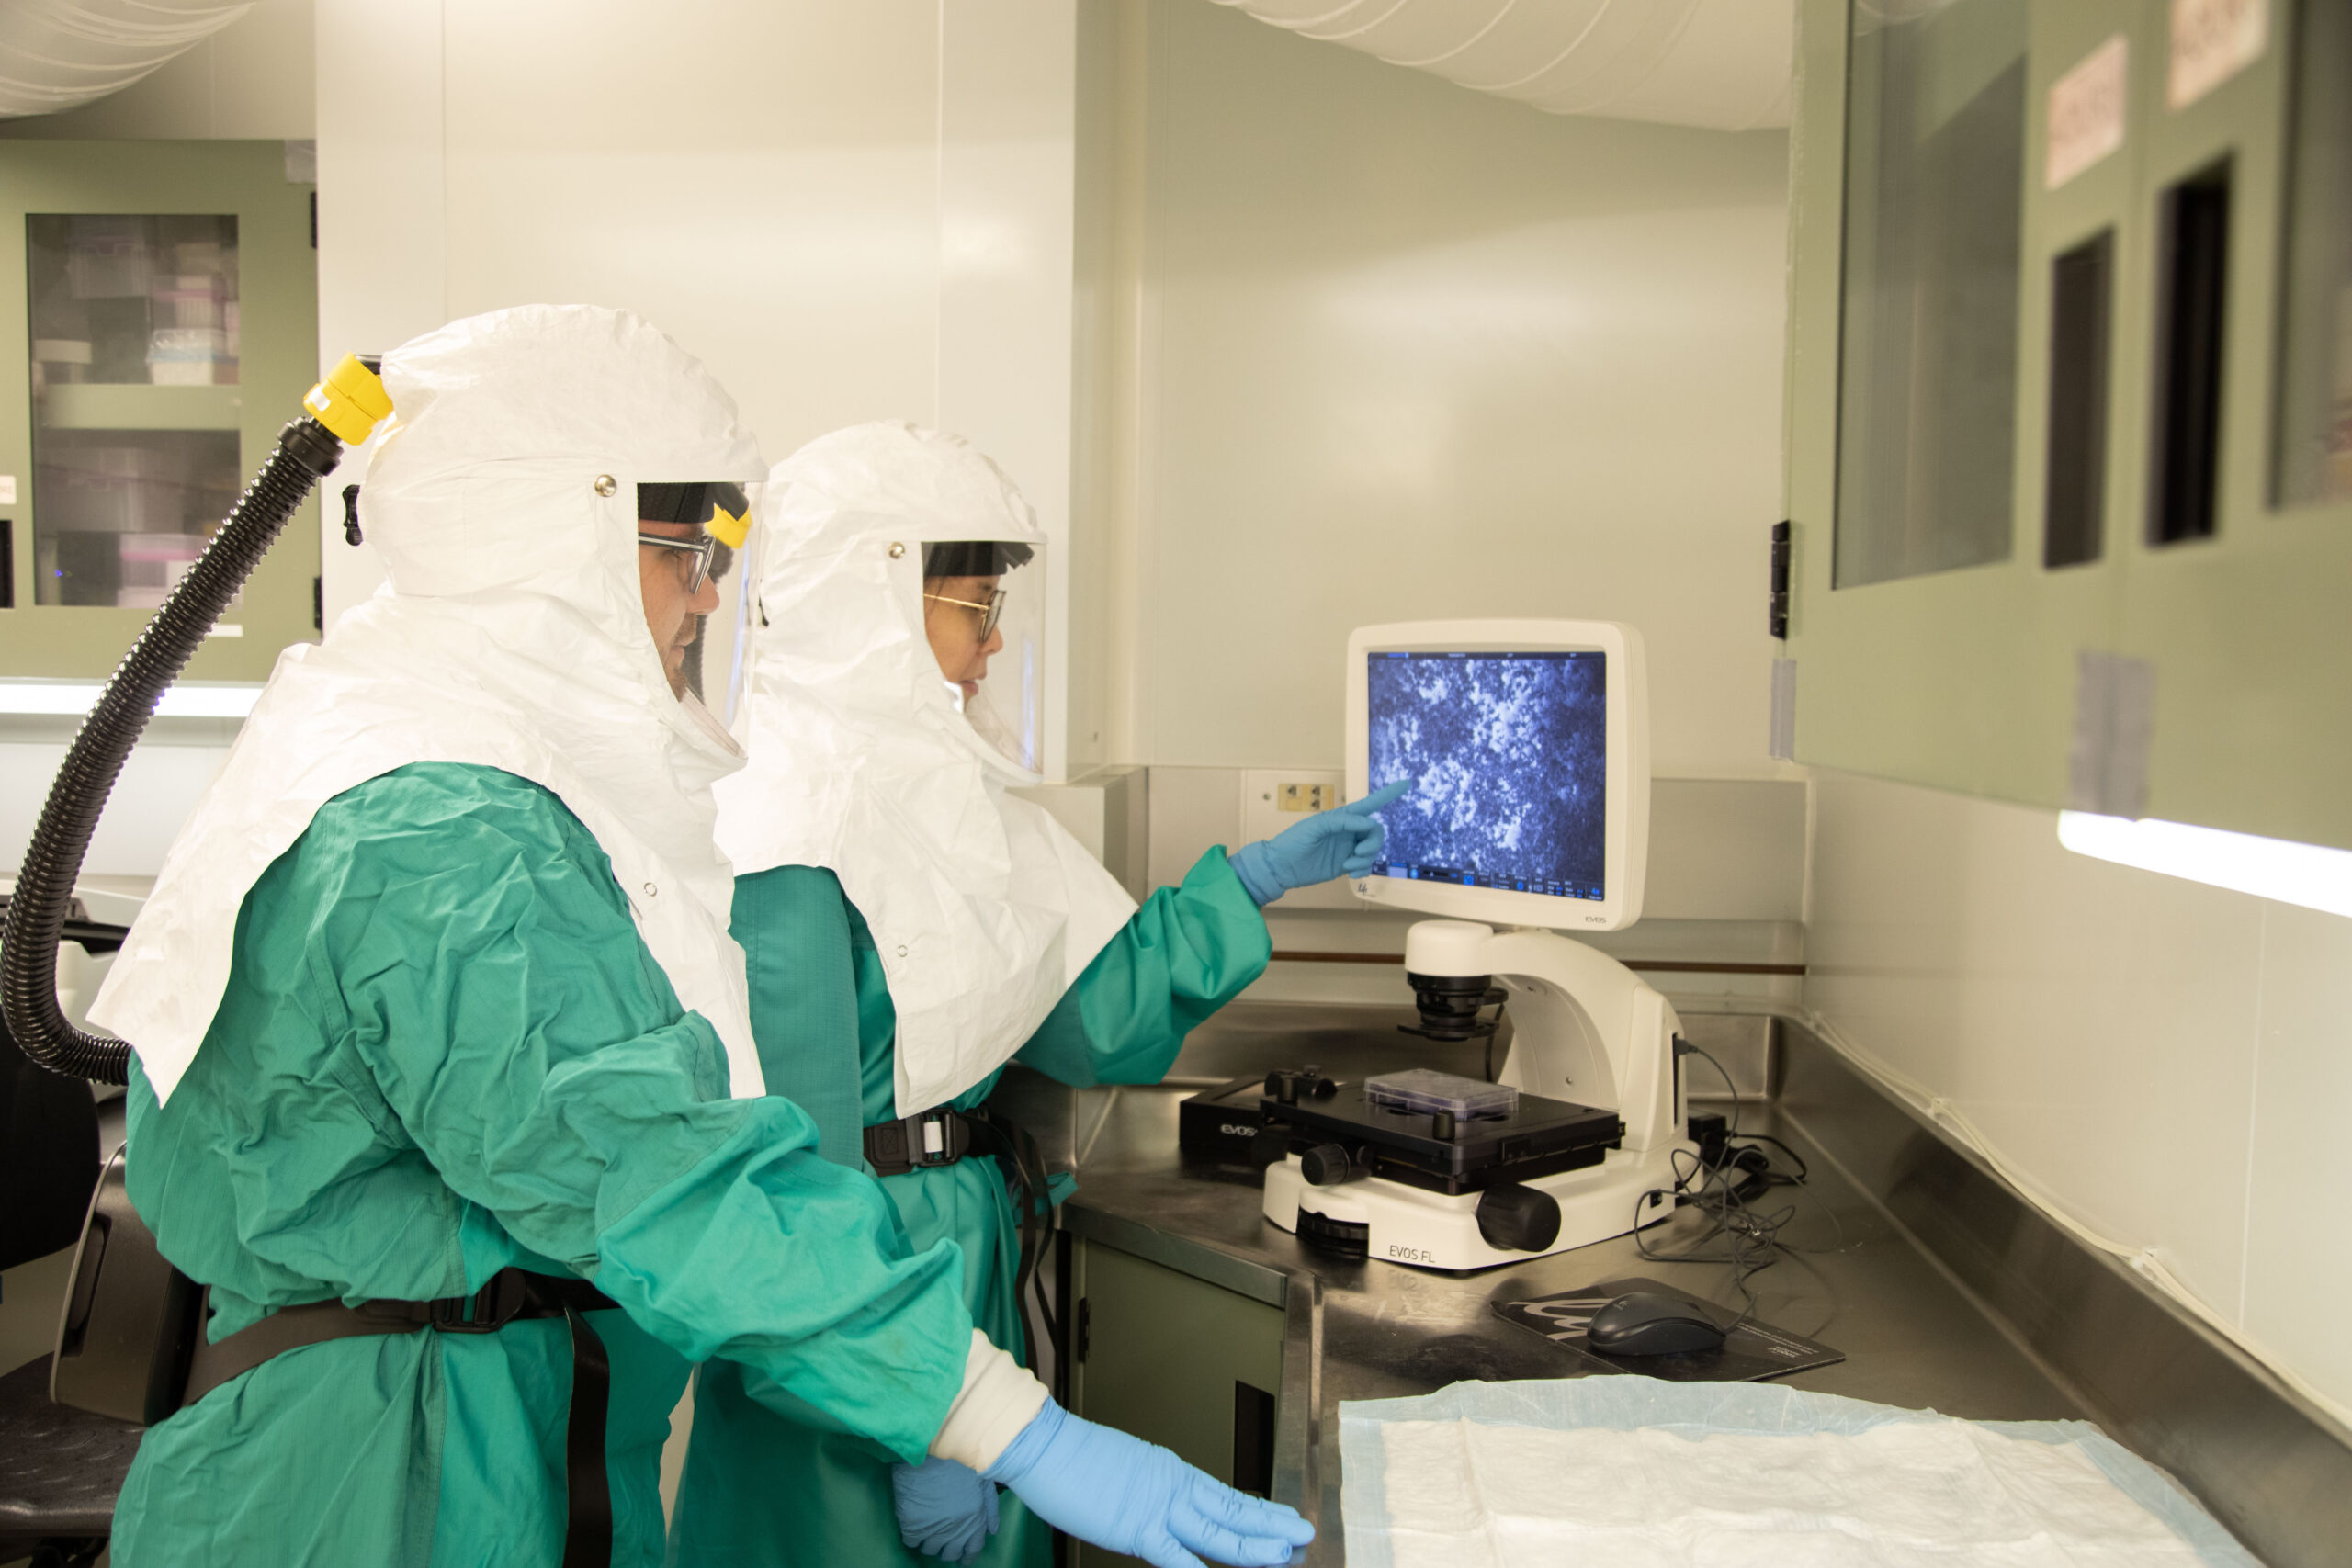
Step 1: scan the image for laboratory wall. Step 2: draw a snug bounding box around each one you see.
[1077,1,1804,997]
[1095,0,1792,776]
[1805,773,2352,1417]
[313,0,1086,778]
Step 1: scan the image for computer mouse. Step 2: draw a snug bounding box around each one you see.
[1584,1292,1729,1357]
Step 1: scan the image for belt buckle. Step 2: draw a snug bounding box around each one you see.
[909,1109,967,1169]
[431,1269,528,1334]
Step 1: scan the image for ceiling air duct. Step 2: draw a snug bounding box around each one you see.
[0,0,254,119]
[1207,0,1794,132]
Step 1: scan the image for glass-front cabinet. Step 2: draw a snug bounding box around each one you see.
[1784,0,2352,851]
[0,142,318,681]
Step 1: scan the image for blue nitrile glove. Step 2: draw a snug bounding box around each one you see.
[892,1456,1001,1563]
[1227,778,1415,906]
[983,1400,1313,1568]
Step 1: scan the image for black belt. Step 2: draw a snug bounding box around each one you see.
[182,1268,619,1568]
[865,1106,1063,1389]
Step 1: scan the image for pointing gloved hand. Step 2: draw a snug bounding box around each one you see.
[1227,778,1415,907]
[984,1400,1314,1568]
[892,1455,1001,1562]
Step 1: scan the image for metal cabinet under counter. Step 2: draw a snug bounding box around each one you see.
[993,1002,2350,1568]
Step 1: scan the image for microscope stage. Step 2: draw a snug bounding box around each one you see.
[1255,1066,1688,1272]
[1259,1070,1624,1197]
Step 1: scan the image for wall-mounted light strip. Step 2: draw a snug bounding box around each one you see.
[0,682,261,719]
[2058,812,2352,919]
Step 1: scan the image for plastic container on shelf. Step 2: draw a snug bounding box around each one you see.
[65,218,152,299]
[147,327,230,385]
[1363,1067,1519,1121]
[153,275,224,331]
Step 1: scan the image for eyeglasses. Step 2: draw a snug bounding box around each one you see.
[924,587,1007,640]
[639,531,720,592]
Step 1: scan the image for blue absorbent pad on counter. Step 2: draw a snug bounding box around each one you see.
[1338,1377,2256,1567]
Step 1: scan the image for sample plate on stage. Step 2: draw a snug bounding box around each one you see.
[1490,1275,1844,1383]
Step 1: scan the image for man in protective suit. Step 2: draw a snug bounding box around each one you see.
[88,306,1312,1568]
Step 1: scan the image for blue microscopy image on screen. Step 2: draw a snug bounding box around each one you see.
[1366,652,1607,895]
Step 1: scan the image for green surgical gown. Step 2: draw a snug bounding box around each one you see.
[666,849,1270,1568]
[108,763,976,1568]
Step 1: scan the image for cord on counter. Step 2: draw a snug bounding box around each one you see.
[1632,1045,1844,1333]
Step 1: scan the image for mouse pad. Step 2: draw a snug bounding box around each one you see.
[1489,1275,1845,1382]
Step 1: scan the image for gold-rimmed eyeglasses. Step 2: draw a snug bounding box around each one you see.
[924,587,1007,640]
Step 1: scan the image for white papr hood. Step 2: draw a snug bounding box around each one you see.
[93,304,769,1105]
[715,422,1136,1118]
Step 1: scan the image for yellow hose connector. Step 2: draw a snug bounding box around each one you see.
[706,496,751,549]
[302,354,394,446]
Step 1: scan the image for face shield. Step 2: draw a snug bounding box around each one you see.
[919,536,1045,775]
[637,479,759,712]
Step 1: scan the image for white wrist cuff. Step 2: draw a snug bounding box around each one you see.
[928,1330,1052,1471]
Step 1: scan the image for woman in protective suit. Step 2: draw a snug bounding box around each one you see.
[669,422,1406,1567]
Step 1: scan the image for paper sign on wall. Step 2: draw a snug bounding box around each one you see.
[2168,0,2267,110]
[0,476,15,505]
[2047,37,2130,189]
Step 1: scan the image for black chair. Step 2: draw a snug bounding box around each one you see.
[3,913,131,1562]
[0,1353,139,1566]
[0,940,103,1275]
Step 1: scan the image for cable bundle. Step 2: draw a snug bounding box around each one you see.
[1634,1042,1845,1333]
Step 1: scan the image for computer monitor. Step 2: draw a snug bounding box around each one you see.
[1344,619,1650,932]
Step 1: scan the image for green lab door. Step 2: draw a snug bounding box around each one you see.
[0,140,320,682]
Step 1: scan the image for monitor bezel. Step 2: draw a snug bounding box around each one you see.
[1345,619,1649,933]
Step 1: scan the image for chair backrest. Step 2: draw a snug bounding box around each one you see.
[0,922,109,1272]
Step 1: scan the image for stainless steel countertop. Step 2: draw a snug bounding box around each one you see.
[1002,1003,2087,1564]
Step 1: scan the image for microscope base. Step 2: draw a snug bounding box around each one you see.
[1263,1141,1693,1273]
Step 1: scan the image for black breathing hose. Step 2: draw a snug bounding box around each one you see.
[3,360,384,1085]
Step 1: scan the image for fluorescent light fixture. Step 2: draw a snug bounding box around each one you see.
[2058,811,2352,919]
[0,682,262,719]
[157,685,262,718]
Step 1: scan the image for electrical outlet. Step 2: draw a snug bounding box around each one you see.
[1278,782,1335,813]
[1243,770,1343,843]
